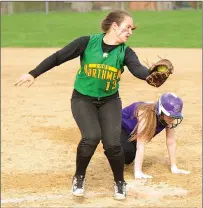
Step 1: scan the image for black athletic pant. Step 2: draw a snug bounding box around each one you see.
[71,89,125,182]
[120,127,137,164]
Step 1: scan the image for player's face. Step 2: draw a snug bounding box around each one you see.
[162,114,183,129]
[113,16,134,43]
[163,114,175,124]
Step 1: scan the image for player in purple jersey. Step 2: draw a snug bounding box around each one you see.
[121,92,190,179]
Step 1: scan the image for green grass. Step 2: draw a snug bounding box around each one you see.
[1,10,202,48]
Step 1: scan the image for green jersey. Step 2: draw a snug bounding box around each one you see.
[74,33,127,98]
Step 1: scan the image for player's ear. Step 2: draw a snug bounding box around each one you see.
[112,22,118,30]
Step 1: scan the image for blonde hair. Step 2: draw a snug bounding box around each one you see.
[128,103,157,143]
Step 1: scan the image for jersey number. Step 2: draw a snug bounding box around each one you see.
[106,81,117,91]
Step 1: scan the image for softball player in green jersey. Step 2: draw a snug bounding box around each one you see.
[15,10,152,200]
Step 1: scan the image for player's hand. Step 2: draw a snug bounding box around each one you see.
[14,74,35,87]
[134,170,153,179]
[171,165,190,174]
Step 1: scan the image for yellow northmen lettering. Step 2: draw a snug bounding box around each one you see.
[83,64,121,81]
[101,70,107,79]
[106,71,113,80]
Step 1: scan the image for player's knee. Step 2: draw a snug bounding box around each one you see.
[104,145,124,158]
[81,131,101,146]
[77,136,100,157]
[77,144,97,157]
[103,137,121,151]
[124,152,135,164]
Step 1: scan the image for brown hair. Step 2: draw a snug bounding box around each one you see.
[101,10,137,33]
[128,103,157,143]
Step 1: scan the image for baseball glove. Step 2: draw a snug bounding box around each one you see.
[145,59,174,87]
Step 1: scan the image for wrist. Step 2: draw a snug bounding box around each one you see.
[29,71,38,79]
[134,170,142,177]
[134,166,142,172]
[171,165,177,172]
[134,169,142,175]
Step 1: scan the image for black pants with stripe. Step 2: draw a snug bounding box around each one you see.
[71,89,125,182]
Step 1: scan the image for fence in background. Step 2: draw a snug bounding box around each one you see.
[1,1,202,15]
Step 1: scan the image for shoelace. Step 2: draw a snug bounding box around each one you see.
[75,175,84,189]
[115,181,126,194]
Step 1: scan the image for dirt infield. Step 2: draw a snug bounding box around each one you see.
[2,48,202,207]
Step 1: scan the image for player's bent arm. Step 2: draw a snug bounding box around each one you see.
[124,47,150,80]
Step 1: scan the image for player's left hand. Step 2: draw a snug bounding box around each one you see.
[171,165,190,174]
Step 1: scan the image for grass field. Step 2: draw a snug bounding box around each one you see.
[2,10,202,48]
